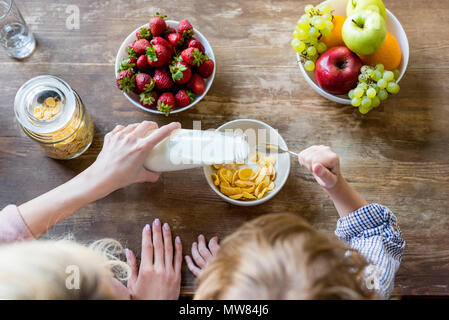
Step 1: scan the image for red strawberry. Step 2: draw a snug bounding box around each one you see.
[151,37,174,54]
[117,58,136,72]
[127,41,137,59]
[164,26,176,39]
[146,44,171,67]
[188,39,205,53]
[133,39,151,56]
[136,55,150,72]
[157,92,175,116]
[116,70,137,94]
[187,73,205,95]
[169,61,192,84]
[175,89,195,107]
[181,47,207,67]
[136,27,151,40]
[127,41,135,49]
[198,59,214,78]
[140,91,158,109]
[178,19,193,38]
[168,33,183,47]
[135,73,155,92]
[149,13,167,37]
[153,68,173,90]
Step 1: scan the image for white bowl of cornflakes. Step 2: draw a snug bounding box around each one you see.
[203,119,291,206]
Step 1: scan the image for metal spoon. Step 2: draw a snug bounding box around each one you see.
[258,144,299,157]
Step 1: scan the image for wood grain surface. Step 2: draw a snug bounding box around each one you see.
[0,0,448,297]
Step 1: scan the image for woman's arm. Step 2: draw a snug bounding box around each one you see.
[298,145,368,217]
[19,121,181,238]
[18,166,114,238]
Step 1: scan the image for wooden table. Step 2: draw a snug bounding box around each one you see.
[1,0,448,297]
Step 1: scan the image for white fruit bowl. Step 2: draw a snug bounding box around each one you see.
[203,119,291,207]
[115,20,216,114]
[297,0,409,104]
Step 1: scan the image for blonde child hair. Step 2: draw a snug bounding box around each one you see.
[195,213,375,300]
[0,239,130,299]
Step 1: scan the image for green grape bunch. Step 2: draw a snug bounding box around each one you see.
[291,2,333,72]
[348,64,401,114]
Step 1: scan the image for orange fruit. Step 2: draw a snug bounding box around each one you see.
[321,14,346,48]
[358,32,402,70]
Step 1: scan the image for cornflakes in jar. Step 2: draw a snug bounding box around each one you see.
[14,76,94,160]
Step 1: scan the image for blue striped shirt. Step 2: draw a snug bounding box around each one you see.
[335,203,405,299]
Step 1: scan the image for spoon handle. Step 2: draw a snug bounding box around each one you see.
[261,144,299,157]
[281,148,299,157]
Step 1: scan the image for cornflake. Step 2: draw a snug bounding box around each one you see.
[32,95,93,159]
[33,96,62,121]
[211,152,276,201]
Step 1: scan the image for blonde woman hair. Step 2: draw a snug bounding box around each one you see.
[195,213,375,300]
[0,239,130,299]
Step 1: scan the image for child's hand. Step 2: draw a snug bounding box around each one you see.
[298,145,340,190]
[87,121,181,197]
[185,235,220,277]
[299,145,368,217]
[125,219,182,300]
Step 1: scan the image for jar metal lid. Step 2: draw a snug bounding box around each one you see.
[14,75,76,134]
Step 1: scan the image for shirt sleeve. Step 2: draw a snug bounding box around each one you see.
[335,203,405,299]
[0,205,34,244]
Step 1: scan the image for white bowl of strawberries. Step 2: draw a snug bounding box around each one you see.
[115,15,216,116]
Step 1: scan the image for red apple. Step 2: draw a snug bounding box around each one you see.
[314,46,362,95]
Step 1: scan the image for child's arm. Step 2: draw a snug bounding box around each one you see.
[298,145,368,217]
[298,146,405,299]
[18,121,181,238]
[335,204,405,298]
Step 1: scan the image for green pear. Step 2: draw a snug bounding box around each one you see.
[342,10,387,55]
[347,0,387,19]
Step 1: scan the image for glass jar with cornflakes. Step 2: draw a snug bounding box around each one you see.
[14,75,94,160]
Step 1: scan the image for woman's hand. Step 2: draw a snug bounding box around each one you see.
[18,121,181,239]
[185,235,220,277]
[87,121,181,197]
[298,145,341,190]
[125,219,182,300]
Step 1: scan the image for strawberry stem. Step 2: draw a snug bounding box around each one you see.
[118,75,136,94]
[169,62,188,81]
[157,103,172,116]
[187,90,195,103]
[155,12,167,19]
[118,59,136,72]
[127,48,137,60]
[138,27,152,40]
[140,91,155,105]
[146,46,158,62]
[191,49,207,67]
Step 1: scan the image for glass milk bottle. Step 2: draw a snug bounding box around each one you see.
[144,129,249,172]
[14,75,94,160]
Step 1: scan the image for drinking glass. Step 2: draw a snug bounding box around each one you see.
[0,0,35,59]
